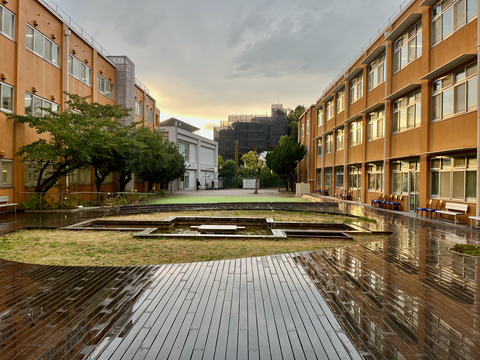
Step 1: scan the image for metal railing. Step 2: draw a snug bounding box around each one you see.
[317,0,416,102]
[40,0,111,58]
[135,78,150,94]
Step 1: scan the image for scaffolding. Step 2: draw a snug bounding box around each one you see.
[108,56,136,126]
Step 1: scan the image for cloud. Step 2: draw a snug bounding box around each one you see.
[203,122,219,131]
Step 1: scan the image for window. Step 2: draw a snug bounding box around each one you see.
[349,120,363,147]
[0,4,15,40]
[104,172,114,184]
[336,129,344,151]
[0,159,12,187]
[26,24,60,67]
[432,0,477,46]
[367,163,384,192]
[349,165,362,190]
[24,92,60,116]
[0,82,13,113]
[432,62,477,121]
[317,108,323,127]
[316,169,322,187]
[326,100,334,120]
[392,90,421,133]
[336,90,345,113]
[178,142,190,161]
[350,73,363,104]
[301,123,304,138]
[317,139,322,157]
[306,146,309,160]
[325,168,333,188]
[306,118,309,135]
[393,21,422,73]
[68,55,92,86]
[368,54,386,91]
[69,168,92,185]
[24,162,54,187]
[391,160,420,194]
[97,74,114,100]
[368,108,384,141]
[299,171,303,183]
[335,166,344,188]
[430,154,476,200]
[325,134,333,154]
[146,109,154,123]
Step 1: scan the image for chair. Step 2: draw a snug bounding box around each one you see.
[391,195,402,211]
[417,199,433,218]
[371,193,384,208]
[433,200,444,219]
[383,194,394,209]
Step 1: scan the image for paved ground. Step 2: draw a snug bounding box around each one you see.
[1,191,480,359]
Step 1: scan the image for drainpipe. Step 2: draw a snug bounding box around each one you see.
[477,0,480,216]
[384,33,389,195]
[65,29,71,190]
[344,80,347,195]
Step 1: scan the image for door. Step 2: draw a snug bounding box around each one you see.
[409,170,420,212]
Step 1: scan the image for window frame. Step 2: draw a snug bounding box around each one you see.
[24,92,60,117]
[0,81,14,114]
[336,129,345,151]
[26,24,61,68]
[349,120,363,147]
[367,163,384,192]
[368,53,386,91]
[367,108,384,141]
[348,165,362,190]
[0,159,13,187]
[317,108,323,127]
[317,138,322,157]
[326,100,334,120]
[0,4,15,41]
[68,54,92,86]
[432,0,477,47]
[350,73,364,104]
[393,21,422,73]
[336,89,345,113]
[392,90,422,133]
[335,166,344,189]
[97,74,114,100]
[325,134,333,154]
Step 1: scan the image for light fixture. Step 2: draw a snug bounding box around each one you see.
[32,87,38,93]
[99,70,103,75]
[0,149,5,157]
[33,20,39,27]
[0,73,6,81]
[52,34,56,40]
[2,1,9,4]
[109,77,112,81]
[85,59,89,64]
[72,49,76,55]
[51,95,56,101]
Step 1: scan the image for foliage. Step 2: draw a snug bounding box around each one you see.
[451,244,480,256]
[241,151,264,194]
[266,135,307,192]
[21,194,50,210]
[218,155,224,168]
[9,93,131,194]
[286,105,306,142]
[219,159,236,178]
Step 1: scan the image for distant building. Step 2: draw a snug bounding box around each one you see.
[214,104,288,160]
[160,118,218,191]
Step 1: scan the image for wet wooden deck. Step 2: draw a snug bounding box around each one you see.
[0,254,360,360]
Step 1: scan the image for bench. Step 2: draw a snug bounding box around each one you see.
[0,196,17,213]
[436,202,468,224]
[469,216,480,228]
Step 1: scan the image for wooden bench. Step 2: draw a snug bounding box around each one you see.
[0,196,17,213]
[436,202,468,224]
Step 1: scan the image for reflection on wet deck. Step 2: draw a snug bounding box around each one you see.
[298,205,480,359]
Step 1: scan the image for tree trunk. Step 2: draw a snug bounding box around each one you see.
[254,170,259,194]
[148,182,154,192]
[281,176,289,192]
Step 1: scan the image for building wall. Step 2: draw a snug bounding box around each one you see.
[299,0,480,217]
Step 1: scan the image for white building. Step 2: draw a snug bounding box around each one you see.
[160,118,218,191]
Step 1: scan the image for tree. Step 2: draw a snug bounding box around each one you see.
[241,151,264,194]
[286,105,306,143]
[218,155,224,168]
[137,129,186,191]
[8,93,131,194]
[266,135,306,192]
[219,159,236,178]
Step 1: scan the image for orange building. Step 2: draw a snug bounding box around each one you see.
[299,0,480,217]
[0,0,161,203]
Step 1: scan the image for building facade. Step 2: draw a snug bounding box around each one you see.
[214,104,288,160]
[160,118,218,191]
[299,0,480,216]
[0,0,161,203]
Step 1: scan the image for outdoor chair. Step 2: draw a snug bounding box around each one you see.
[416,199,433,218]
[391,195,402,211]
[371,193,384,208]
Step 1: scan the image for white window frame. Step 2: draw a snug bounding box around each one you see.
[306,118,309,135]
[0,82,14,113]
[368,53,386,91]
[0,159,13,187]
[317,108,323,127]
[97,74,114,100]
[301,123,304,138]
[326,100,334,120]
[431,62,477,121]
[316,169,322,187]
[68,54,92,86]
[24,92,60,117]
[350,73,363,104]
[393,21,422,73]
[349,120,363,147]
[336,89,345,113]
[392,90,421,133]
[367,108,384,141]
[367,163,384,192]
[325,168,333,188]
[26,24,61,68]
[317,138,322,157]
[335,166,344,189]
[336,129,344,151]
[432,0,477,47]
[348,165,362,190]
[0,4,15,41]
[68,168,92,186]
[325,134,333,154]
[391,160,420,195]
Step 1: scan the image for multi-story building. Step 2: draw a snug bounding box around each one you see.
[0,0,162,203]
[160,118,218,191]
[215,104,288,160]
[299,0,480,217]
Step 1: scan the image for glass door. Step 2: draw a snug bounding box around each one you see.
[409,170,420,212]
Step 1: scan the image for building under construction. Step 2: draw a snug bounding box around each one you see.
[214,104,289,160]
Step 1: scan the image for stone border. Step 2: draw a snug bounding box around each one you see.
[447,247,480,260]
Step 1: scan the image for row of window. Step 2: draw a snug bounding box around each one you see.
[432,0,477,46]
[0,4,14,40]
[393,21,422,74]
[26,24,61,68]
[69,55,92,86]
[97,75,114,100]
[314,154,476,202]
[25,92,60,117]
[135,101,143,117]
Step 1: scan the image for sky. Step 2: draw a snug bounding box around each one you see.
[54,0,405,139]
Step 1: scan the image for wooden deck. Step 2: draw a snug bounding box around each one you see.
[0,254,360,360]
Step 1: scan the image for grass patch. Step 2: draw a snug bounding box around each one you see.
[451,244,480,257]
[141,195,307,205]
[0,229,382,266]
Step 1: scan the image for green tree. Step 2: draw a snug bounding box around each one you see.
[287,105,306,143]
[241,151,264,194]
[8,93,131,194]
[266,135,306,192]
[218,155,224,168]
[219,159,236,178]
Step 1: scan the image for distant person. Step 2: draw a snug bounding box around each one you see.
[196,179,200,191]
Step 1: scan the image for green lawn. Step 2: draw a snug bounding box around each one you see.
[141,196,308,204]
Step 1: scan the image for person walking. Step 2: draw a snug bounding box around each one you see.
[196,179,200,191]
